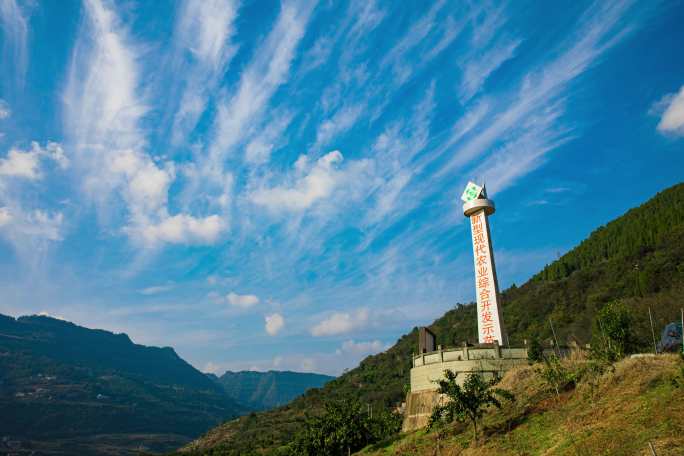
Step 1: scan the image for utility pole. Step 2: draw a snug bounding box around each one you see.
[648,307,657,354]
[549,317,560,356]
[634,262,640,297]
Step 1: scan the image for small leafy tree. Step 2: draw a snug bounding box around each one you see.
[428,370,514,444]
[537,354,576,396]
[592,300,635,361]
[527,338,544,363]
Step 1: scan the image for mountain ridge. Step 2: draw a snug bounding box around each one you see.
[215,370,334,411]
[0,313,244,454]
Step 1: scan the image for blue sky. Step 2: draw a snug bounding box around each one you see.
[1,0,683,375]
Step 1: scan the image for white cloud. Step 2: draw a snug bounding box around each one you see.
[257,150,343,210]
[655,85,684,137]
[0,99,10,119]
[250,150,373,213]
[135,214,224,246]
[0,141,68,252]
[221,336,388,376]
[0,142,68,180]
[336,339,385,355]
[265,313,284,336]
[0,207,12,226]
[203,361,223,375]
[36,311,67,321]
[0,148,40,179]
[226,291,259,308]
[138,284,174,295]
[0,207,64,241]
[310,308,369,336]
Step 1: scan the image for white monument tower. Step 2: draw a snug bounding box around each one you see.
[461,182,505,345]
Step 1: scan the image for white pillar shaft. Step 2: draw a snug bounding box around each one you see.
[469,209,504,344]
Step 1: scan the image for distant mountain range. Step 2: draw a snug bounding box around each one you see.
[0,314,331,454]
[185,183,684,455]
[213,370,333,411]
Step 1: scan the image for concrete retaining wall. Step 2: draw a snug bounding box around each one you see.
[401,390,442,432]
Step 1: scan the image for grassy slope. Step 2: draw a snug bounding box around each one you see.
[185,183,684,454]
[360,355,684,456]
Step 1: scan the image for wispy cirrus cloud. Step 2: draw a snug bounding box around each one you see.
[64,0,223,247]
[379,0,447,86]
[313,104,364,151]
[458,36,521,102]
[184,1,315,215]
[436,0,642,187]
[208,1,314,164]
[0,0,28,90]
[138,284,174,295]
[169,0,240,145]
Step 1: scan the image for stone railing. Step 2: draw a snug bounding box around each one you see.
[412,343,527,368]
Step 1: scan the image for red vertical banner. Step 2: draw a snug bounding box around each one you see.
[470,209,503,344]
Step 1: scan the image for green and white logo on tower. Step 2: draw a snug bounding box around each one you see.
[461,181,483,203]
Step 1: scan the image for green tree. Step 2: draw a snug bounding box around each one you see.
[428,371,514,444]
[292,399,401,455]
[527,338,544,363]
[537,354,576,396]
[592,300,635,361]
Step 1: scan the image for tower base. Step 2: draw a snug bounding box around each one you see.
[402,344,529,432]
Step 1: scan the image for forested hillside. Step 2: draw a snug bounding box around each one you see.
[184,182,684,455]
[0,315,245,454]
[216,371,334,411]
